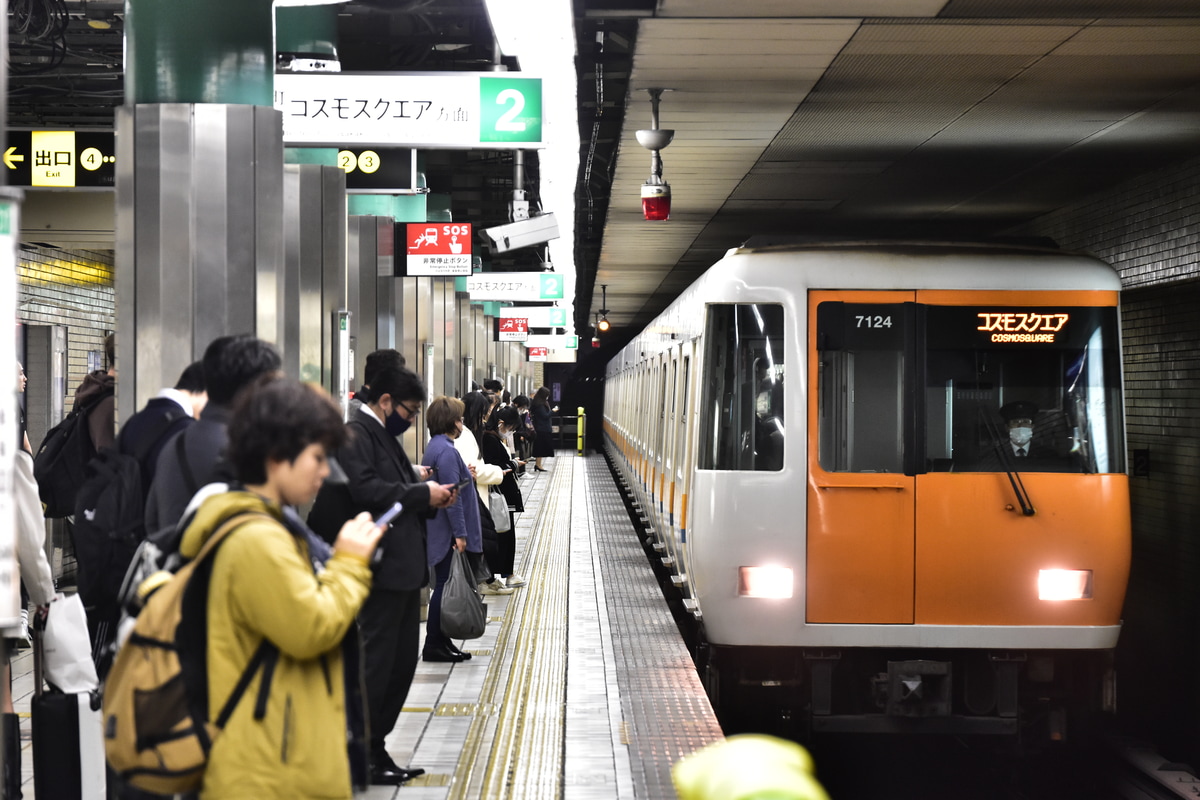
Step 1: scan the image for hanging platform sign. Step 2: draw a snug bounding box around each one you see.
[467,272,564,302]
[497,317,529,342]
[524,334,578,350]
[275,72,544,149]
[527,347,549,362]
[499,306,569,328]
[403,223,472,276]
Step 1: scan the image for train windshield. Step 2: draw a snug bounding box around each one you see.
[816,301,1124,475]
[926,306,1124,474]
[698,303,785,471]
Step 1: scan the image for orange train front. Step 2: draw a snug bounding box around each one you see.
[605,242,1130,740]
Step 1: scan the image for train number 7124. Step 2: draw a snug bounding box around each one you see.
[855,315,893,328]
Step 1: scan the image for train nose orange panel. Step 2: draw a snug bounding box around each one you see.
[914,472,1130,627]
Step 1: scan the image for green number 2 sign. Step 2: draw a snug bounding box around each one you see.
[539,273,564,300]
[480,77,543,144]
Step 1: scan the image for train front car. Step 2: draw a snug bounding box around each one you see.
[607,243,1131,744]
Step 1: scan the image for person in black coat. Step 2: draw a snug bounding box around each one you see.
[144,335,281,534]
[481,405,526,586]
[115,360,206,496]
[307,366,457,786]
[529,386,556,471]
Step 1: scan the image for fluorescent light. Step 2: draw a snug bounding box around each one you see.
[738,566,793,599]
[1038,569,1093,601]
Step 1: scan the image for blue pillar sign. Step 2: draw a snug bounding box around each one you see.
[275,73,545,149]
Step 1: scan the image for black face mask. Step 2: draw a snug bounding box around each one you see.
[386,408,412,437]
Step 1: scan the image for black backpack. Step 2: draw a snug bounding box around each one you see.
[73,406,188,624]
[33,386,114,518]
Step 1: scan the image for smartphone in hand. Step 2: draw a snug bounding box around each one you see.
[374,502,403,527]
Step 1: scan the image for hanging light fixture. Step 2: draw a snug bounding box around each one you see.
[596,284,611,332]
[636,88,674,221]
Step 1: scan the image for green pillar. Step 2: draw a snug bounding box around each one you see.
[125,0,275,105]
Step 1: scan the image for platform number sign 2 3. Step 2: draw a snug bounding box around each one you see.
[480,77,543,144]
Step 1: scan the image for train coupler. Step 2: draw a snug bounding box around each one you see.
[875,660,953,717]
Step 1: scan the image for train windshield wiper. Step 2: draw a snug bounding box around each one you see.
[979,408,1036,517]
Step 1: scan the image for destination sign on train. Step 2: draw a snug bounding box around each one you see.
[976,311,1069,343]
[467,272,564,301]
[4,130,116,188]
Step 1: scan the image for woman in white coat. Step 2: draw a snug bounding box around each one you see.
[455,392,513,596]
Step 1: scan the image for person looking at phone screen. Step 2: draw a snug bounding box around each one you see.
[307,366,455,786]
[420,396,484,663]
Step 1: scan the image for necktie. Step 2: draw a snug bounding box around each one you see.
[1016,448,1026,457]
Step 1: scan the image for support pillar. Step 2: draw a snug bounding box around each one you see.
[115,104,284,420]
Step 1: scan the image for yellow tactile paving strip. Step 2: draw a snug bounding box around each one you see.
[444,459,572,799]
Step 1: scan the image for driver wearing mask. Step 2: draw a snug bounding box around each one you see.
[999,400,1040,458]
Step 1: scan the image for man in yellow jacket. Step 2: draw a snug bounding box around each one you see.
[179,377,384,799]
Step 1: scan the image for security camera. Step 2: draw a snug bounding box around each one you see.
[480,212,560,254]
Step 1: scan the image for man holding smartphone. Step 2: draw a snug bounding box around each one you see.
[309,366,457,785]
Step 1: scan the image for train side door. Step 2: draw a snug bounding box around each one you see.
[807,292,918,623]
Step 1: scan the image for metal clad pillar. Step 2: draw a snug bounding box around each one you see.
[282,164,345,389]
[116,103,284,421]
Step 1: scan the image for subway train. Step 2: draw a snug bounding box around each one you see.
[603,241,1130,742]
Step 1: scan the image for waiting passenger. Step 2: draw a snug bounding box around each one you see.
[421,396,483,662]
[179,376,384,799]
[144,334,281,535]
[530,386,556,471]
[307,366,456,786]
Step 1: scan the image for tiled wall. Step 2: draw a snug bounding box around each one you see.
[18,245,116,396]
[18,246,115,591]
[1013,155,1200,762]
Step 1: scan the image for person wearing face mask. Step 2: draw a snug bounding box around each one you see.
[308,365,458,786]
[999,400,1040,459]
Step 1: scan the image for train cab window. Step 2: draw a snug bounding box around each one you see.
[698,304,785,471]
[924,306,1125,474]
[816,303,908,473]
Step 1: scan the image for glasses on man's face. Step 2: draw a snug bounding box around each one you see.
[399,403,421,419]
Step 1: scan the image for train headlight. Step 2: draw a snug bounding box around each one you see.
[1038,569,1093,601]
[738,566,793,599]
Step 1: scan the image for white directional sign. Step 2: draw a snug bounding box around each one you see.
[523,334,578,350]
[275,73,544,149]
[467,272,565,301]
[499,306,569,328]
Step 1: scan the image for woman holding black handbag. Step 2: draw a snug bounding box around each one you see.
[479,405,526,589]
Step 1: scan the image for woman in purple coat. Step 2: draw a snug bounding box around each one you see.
[420,396,482,663]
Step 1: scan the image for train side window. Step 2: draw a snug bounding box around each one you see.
[698,304,785,471]
[816,302,905,473]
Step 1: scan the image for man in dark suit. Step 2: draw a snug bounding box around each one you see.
[308,366,456,786]
[970,399,1075,472]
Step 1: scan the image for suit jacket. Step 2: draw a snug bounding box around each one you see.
[309,407,432,592]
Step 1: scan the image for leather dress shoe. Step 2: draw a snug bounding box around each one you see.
[447,643,472,660]
[423,644,469,663]
[370,751,425,785]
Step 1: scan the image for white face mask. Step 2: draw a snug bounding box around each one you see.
[1009,426,1033,447]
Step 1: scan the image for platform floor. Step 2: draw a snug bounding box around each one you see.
[11,449,724,798]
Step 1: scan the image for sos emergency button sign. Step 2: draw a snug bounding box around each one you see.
[405,223,472,276]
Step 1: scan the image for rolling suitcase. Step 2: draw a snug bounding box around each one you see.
[31,626,106,800]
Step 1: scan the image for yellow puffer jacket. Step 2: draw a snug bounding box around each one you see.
[180,491,373,799]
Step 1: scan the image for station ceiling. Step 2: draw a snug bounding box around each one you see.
[8,1,1200,349]
[576,0,1200,343]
